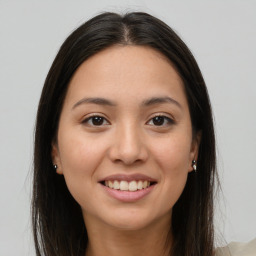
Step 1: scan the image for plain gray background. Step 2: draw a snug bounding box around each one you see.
[0,1,255,255]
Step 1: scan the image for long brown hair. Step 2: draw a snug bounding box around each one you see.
[32,12,217,256]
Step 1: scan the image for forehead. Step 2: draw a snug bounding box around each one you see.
[65,45,187,107]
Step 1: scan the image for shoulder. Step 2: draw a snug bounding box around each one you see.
[215,238,256,256]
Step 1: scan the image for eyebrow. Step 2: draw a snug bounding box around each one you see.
[72,96,182,109]
[141,96,182,109]
[72,97,116,109]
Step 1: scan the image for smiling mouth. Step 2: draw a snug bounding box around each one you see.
[101,180,157,192]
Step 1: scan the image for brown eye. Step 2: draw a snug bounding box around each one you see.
[91,116,104,125]
[82,116,109,126]
[152,116,165,126]
[147,115,174,126]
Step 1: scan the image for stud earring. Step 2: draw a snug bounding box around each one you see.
[53,164,58,170]
[192,160,197,172]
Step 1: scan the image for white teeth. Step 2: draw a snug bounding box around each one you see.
[104,180,152,191]
[143,181,148,189]
[113,180,120,189]
[109,180,113,188]
[137,181,143,190]
[129,181,138,191]
[120,181,129,191]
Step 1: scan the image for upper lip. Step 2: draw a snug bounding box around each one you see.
[99,173,157,182]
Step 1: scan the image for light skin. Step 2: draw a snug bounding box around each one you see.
[52,45,200,256]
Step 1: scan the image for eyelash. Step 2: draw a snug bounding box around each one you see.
[81,114,175,127]
[146,115,175,126]
[82,114,110,126]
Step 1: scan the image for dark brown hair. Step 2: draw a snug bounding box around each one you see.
[32,12,217,256]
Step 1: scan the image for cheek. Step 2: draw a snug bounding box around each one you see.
[57,133,108,210]
[151,134,192,173]
[57,130,107,191]
[58,127,104,169]
[149,135,191,206]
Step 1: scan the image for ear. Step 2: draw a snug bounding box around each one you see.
[51,141,63,175]
[188,131,202,172]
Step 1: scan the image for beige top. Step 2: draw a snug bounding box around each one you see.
[215,238,256,256]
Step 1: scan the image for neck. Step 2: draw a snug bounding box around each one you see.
[84,214,172,256]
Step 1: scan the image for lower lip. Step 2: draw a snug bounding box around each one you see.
[100,183,156,202]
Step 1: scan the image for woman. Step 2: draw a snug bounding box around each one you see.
[32,12,253,256]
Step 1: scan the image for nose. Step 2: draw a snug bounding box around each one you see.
[108,123,149,165]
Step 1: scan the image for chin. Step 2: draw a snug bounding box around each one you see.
[102,208,166,231]
[109,217,152,231]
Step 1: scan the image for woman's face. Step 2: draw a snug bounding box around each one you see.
[52,45,200,231]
